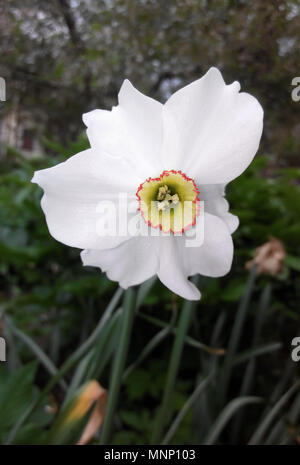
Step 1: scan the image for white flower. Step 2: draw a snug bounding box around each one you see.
[32,67,263,300]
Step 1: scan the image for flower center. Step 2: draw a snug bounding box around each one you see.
[136,170,200,234]
[156,185,180,211]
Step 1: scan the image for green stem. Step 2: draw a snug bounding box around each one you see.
[139,313,224,355]
[151,282,199,444]
[100,287,137,444]
[219,266,257,407]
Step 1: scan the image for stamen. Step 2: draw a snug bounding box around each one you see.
[157,189,180,211]
[157,185,170,201]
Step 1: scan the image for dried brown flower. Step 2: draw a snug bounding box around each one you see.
[246,237,286,277]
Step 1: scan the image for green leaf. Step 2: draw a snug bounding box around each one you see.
[222,279,247,302]
[285,255,300,272]
[204,396,263,444]
[0,362,48,443]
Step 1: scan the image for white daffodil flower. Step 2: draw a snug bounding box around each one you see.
[32,67,263,300]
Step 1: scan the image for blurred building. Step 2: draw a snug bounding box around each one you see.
[0,103,45,158]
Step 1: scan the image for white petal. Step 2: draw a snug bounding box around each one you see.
[200,184,239,234]
[81,236,159,288]
[83,109,125,158]
[205,197,239,234]
[158,236,201,301]
[83,80,163,177]
[183,212,234,277]
[32,149,140,250]
[158,212,233,300]
[162,67,263,184]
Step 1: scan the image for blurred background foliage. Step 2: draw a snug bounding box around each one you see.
[1,0,300,160]
[0,0,300,445]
